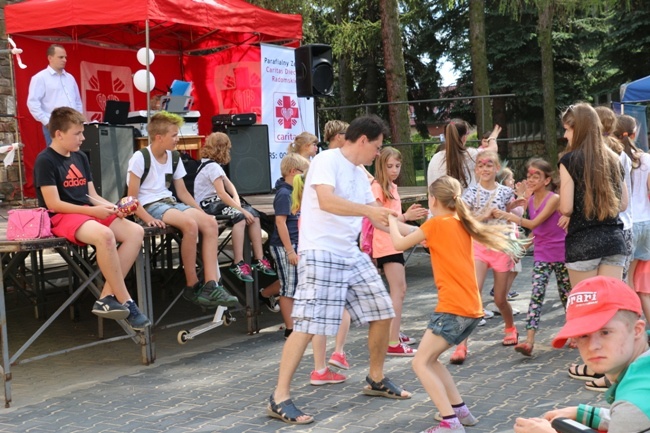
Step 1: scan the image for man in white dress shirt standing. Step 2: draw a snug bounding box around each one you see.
[27,44,83,147]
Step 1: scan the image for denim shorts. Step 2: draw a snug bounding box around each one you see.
[427,312,482,346]
[633,221,650,260]
[565,254,627,272]
[143,197,191,221]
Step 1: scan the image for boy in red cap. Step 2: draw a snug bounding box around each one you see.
[513,276,650,433]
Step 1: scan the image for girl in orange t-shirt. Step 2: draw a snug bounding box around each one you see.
[388,175,524,433]
[371,147,428,356]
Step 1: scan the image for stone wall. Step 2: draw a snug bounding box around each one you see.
[0,2,24,203]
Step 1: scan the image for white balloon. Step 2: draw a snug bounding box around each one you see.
[136,47,155,66]
[133,70,156,93]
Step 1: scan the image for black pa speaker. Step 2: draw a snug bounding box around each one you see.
[81,124,135,203]
[226,125,272,195]
[295,44,334,98]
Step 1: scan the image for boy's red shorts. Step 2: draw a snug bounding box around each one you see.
[51,213,118,246]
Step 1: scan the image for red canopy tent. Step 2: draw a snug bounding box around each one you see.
[5,0,302,196]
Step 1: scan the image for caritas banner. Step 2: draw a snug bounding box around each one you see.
[260,44,315,185]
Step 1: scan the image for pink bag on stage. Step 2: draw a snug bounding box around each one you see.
[6,208,52,240]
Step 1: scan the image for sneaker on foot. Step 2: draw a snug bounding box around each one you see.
[252,257,277,276]
[483,309,495,319]
[124,300,151,331]
[387,343,417,356]
[399,331,417,345]
[229,261,254,282]
[489,287,519,299]
[182,281,203,303]
[260,289,280,312]
[477,318,487,327]
[196,280,238,307]
[421,420,466,432]
[92,295,129,320]
[310,368,346,385]
[434,411,478,426]
[328,351,349,370]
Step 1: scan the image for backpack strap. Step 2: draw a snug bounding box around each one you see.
[195,159,216,177]
[166,150,180,190]
[140,147,180,191]
[139,147,151,184]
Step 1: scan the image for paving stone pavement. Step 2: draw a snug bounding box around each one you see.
[0,251,607,433]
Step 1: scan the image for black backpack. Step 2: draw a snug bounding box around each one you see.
[172,152,200,198]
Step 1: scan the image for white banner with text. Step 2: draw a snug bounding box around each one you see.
[260,44,316,186]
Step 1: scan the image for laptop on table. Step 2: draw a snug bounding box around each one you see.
[103,100,130,125]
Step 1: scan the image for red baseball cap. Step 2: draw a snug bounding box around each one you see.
[552,276,642,349]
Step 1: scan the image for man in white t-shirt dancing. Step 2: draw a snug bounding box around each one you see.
[267,115,411,425]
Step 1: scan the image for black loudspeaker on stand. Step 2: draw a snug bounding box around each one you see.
[226,125,272,195]
[81,124,135,203]
[295,44,334,97]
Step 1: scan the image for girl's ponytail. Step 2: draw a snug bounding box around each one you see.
[291,171,307,214]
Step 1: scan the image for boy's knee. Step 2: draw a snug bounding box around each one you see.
[94,228,117,249]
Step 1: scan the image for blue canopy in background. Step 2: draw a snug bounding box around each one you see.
[620,75,650,103]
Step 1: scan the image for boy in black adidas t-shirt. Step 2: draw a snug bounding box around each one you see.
[33,107,151,330]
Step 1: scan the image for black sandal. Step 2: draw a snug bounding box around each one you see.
[362,375,411,400]
[568,363,604,381]
[585,376,611,392]
[267,394,314,424]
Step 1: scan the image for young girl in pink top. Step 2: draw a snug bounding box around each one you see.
[372,147,428,356]
[495,158,571,357]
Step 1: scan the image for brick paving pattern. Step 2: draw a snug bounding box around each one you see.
[0,251,606,432]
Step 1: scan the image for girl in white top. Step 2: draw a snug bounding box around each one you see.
[614,115,650,321]
[426,120,501,188]
[596,106,634,280]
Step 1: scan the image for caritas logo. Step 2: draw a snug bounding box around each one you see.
[275,95,299,129]
[567,291,598,307]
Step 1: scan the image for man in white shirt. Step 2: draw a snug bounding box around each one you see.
[267,115,411,425]
[27,44,83,147]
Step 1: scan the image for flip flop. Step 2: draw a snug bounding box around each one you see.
[585,376,611,392]
[267,394,314,424]
[362,375,411,399]
[568,364,605,381]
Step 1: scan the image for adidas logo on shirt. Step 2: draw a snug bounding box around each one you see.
[63,164,87,187]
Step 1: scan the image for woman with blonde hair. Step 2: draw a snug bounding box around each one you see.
[323,120,348,149]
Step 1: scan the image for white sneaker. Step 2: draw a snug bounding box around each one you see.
[477,318,487,327]
[483,309,495,319]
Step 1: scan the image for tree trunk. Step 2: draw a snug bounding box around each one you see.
[538,2,558,166]
[336,0,356,122]
[379,0,415,185]
[469,0,492,135]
